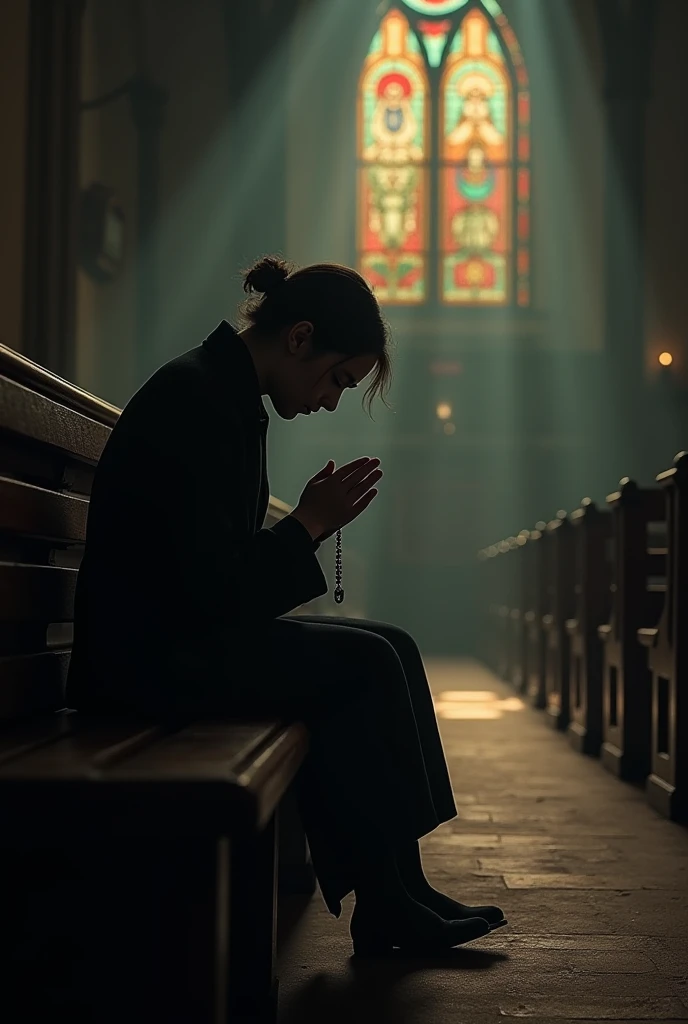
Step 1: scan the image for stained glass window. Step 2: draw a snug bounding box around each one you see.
[404,0,471,14]
[357,0,531,309]
[358,10,428,303]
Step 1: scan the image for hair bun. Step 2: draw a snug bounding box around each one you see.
[243,256,292,295]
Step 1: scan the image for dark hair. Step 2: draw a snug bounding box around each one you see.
[240,255,393,413]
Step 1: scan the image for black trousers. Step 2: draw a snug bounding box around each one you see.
[231,616,457,916]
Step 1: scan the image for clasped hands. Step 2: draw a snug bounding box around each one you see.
[290,456,383,544]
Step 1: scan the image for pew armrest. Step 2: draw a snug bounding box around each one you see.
[598,623,612,642]
[637,626,659,649]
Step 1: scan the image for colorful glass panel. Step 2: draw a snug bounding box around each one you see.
[437,4,530,306]
[481,0,505,18]
[418,18,451,68]
[360,1,531,309]
[440,9,511,304]
[358,10,428,303]
[403,0,470,15]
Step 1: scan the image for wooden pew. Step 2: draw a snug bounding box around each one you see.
[643,452,688,821]
[507,532,530,691]
[566,499,613,755]
[496,537,518,681]
[524,523,548,708]
[477,544,500,673]
[599,478,666,782]
[0,343,309,1022]
[543,511,576,731]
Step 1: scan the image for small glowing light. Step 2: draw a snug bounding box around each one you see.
[443,421,456,436]
[658,351,673,367]
[436,402,452,420]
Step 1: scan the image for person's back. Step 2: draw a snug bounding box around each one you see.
[67,340,249,714]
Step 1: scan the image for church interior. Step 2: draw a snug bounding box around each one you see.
[1,0,687,1020]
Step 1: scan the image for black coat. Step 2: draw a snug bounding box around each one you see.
[66,321,328,714]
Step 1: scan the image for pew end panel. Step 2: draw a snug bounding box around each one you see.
[524,525,548,709]
[543,513,576,732]
[645,452,688,822]
[600,479,666,782]
[566,499,612,756]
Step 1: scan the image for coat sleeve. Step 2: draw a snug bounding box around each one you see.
[140,364,328,623]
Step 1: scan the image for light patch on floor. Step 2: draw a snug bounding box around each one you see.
[434,688,526,719]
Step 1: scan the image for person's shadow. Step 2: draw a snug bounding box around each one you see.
[278,947,509,1024]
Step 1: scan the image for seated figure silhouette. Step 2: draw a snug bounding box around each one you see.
[66,256,507,954]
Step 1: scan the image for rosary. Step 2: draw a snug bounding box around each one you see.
[334,527,344,604]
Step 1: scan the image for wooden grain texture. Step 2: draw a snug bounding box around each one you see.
[0,716,308,836]
[0,374,109,465]
[0,475,88,542]
[0,343,120,428]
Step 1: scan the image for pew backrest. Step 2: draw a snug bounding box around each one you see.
[605,478,666,645]
[0,343,293,721]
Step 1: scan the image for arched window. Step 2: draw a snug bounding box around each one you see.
[357,0,530,308]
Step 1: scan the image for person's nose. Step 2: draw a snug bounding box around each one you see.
[322,392,342,414]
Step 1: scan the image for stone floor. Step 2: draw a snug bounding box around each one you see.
[276,658,688,1023]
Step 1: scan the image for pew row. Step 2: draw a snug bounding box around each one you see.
[0,342,312,1022]
[478,453,686,822]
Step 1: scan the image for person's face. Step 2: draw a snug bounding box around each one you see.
[269,321,377,420]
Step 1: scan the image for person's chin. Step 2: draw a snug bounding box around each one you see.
[273,401,297,420]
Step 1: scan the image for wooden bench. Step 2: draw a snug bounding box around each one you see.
[0,343,309,1022]
[524,523,548,708]
[506,532,530,691]
[566,498,613,755]
[642,452,688,821]
[478,537,515,680]
[599,478,666,782]
[542,511,576,731]
[477,545,496,673]
[496,538,518,682]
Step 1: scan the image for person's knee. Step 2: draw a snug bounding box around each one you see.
[367,621,422,664]
[338,629,403,700]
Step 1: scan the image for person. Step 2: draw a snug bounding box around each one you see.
[66,256,506,955]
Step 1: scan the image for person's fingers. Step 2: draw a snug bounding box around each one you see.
[341,458,381,489]
[346,488,378,522]
[309,460,335,484]
[332,456,374,481]
[348,468,383,503]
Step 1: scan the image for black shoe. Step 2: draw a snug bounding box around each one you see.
[349,899,491,956]
[451,902,507,930]
[416,889,508,930]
